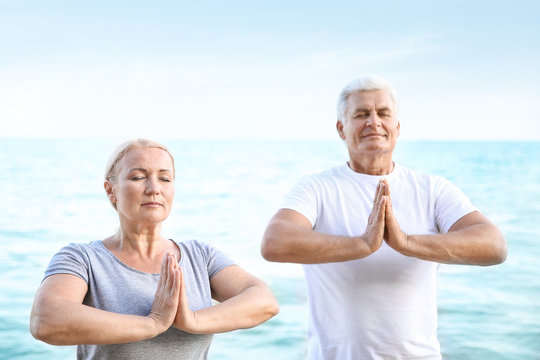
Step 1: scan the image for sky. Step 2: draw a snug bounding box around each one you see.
[0,0,539,141]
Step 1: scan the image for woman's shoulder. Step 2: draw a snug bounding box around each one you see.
[45,241,105,282]
[174,239,235,279]
[55,240,106,255]
[175,239,214,257]
[176,239,232,262]
[48,241,113,269]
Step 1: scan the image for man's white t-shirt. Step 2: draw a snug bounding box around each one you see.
[282,163,477,360]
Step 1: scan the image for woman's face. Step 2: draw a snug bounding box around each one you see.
[106,146,175,226]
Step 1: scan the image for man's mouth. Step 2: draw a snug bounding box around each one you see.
[363,133,385,138]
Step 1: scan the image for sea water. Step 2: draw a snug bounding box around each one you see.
[0,139,538,360]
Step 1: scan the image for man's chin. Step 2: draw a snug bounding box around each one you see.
[352,144,388,153]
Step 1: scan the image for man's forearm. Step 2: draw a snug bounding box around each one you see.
[401,223,507,265]
[261,217,373,264]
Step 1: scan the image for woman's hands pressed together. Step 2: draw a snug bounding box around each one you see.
[172,266,200,333]
[148,252,204,335]
[148,252,181,334]
[152,253,278,336]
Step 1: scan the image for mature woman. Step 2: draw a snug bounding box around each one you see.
[30,138,279,359]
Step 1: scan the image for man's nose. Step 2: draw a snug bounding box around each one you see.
[366,113,381,126]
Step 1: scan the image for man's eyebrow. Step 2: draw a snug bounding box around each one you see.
[351,107,371,113]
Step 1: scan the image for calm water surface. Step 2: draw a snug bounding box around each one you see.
[0,139,538,359]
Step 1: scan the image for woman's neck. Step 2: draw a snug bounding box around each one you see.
[102,230,180,273]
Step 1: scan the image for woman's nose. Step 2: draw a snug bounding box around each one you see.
[145,177,160,194]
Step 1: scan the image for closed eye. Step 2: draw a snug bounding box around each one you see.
[354,113,369,119]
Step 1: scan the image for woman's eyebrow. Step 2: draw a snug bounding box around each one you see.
[128,168,172,173]
[128,168,148,173]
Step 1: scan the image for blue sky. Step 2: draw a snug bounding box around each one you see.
[1,0,539,140]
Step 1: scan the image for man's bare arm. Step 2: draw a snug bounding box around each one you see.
[261,181,388,264]
[383,179,507,265]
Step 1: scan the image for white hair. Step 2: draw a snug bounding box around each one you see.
[336,75,399,122]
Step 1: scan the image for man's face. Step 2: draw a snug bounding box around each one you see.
[337,90,400,157]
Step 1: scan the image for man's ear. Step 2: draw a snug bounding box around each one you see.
[397,121,400,138]
[336,120,346,140]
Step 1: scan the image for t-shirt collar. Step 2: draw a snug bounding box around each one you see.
[343,161,400,183]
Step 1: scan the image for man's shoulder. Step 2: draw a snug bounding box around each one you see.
[295,163,350,189]
[394,164,459,198]
[395,164,443,183]
[309,163,349,180]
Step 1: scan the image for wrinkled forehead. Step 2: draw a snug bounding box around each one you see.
[346,90,396,113]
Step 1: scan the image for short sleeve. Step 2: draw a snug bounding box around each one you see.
[43,243,90,283]
[281,175,319,227]
[201,242,236,279]
[434,177,478,233]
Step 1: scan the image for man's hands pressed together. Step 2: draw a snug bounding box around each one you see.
[361,179,409,256]
[366,179,507,265]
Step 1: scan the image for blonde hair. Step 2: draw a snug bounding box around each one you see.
[104,138,175,183]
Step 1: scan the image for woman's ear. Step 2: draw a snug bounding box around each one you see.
[104,180,116,206]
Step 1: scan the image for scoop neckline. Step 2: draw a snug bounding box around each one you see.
[95,239,183,276]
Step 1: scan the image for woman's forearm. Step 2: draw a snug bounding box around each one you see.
[198,284,278,333]
[31,253,180,345]
[30,294,161,345]
[174,283,279,334]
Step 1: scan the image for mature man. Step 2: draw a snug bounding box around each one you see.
[261,76,507,360]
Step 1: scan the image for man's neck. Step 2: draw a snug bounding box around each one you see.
[347,155,394,175]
